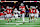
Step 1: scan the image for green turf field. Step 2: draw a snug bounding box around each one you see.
[0,17,40,27]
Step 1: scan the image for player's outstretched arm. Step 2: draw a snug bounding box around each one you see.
[2,8,6,11]
[26,5,29,10]
[36,6,38,8]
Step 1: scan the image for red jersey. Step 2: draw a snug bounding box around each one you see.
[19,6,25,11]
[33,9,37,13]
[6,6,12,14]
[19,6,25,14]
[29,8,33,13]
[29,8,37,13]
[6,9,12,14]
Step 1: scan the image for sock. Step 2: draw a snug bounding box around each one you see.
[23,17,25,22]
[7,18,9,23]
[5,18,6,21]
[10,19,11,21]
[8,21,9,23]
[29,18,30,23]
[31,20,32,22]
[7,18,8,20]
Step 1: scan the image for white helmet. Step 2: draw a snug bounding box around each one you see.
[6,6,9,9]
[20,3,24,6]
[30,6,33,9]
[30,6,36,9]
[32,7,36,9]
[14,8,17,11]
[26,5,28,7]
[10,7,12,9]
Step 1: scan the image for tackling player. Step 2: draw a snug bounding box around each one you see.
[5,6,13,23]
[26,5,36,23]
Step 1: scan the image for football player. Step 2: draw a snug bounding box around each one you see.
[26,5,36,23]
[19,3,26,24]
[6,6,12,23]
[35,9,39,20]
[13,8,18,21]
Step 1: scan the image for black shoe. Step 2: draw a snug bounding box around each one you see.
[15,19,16,20]
[11,20,12,22]
[23,22,25,24]
[8,21,9,23]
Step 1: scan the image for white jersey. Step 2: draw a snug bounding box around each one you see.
[14,10,18,14]
[14,10,18,18]
[36,9,39,14]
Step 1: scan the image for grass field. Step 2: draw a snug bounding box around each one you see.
[0,17,40,27]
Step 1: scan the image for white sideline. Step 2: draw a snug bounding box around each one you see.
[0,18,15,20]
[0,18,19,20]
[5,23,23,24]
[0,25,40,26]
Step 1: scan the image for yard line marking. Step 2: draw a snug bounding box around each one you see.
[0,23,40,24]
[11,18,15,19]
[0,25,40,26]
[24,23,40,24]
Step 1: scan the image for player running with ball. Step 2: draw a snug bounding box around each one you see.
[19,3,26,24]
